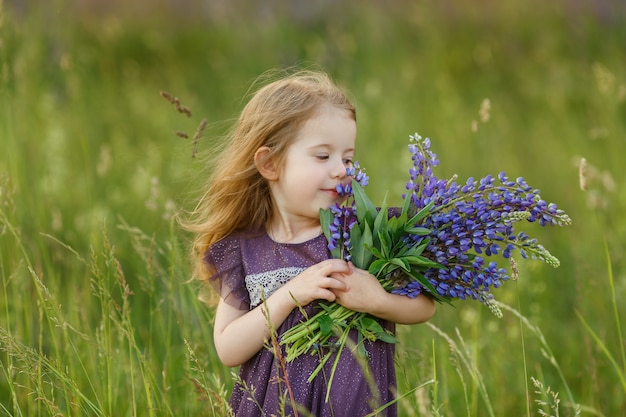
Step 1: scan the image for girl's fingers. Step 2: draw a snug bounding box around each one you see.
[329,273,350,291]
[319,276,347,291]
[318,259,351,276]
[319,289,337,302]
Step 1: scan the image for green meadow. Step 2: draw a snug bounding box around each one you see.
[1,0,625,415]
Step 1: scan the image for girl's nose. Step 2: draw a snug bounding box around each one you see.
[330,157,348,178]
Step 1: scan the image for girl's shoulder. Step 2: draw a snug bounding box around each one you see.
[203,230,266,309]
[205,229,266,265]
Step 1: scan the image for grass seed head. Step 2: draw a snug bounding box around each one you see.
[578,157,587,191]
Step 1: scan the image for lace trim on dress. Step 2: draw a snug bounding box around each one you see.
[245,267,305,308]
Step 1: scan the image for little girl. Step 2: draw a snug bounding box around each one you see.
[187,70,436,416]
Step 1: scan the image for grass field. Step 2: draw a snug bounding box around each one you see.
[1,0,625,415]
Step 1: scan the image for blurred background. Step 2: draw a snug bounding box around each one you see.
[1,0,625,415]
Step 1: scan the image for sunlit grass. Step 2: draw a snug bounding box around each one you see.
[0,202,231,415]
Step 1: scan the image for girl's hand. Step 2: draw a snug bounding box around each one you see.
[279,259,351,307]
[329,263,387,313]
[331,262,437,324]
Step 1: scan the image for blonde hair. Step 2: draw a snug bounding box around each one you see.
[183,69,356,283]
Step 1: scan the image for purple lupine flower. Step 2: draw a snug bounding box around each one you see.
[326,162,369,261]
[391,133,571,308]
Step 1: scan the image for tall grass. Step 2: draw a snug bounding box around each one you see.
[0,202,231,415]
[1,0,625,415]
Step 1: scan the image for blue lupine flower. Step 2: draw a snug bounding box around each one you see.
[326,163,369,261]
[390,133,571,308]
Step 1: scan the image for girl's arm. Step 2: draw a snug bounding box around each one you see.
[331,263,436,324]
[213,259,351,367]
[366,290,436,324]
[213,286,299,367]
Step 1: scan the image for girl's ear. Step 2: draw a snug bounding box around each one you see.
[254,146,279,181]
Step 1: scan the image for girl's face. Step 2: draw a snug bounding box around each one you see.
[270,104,357,225]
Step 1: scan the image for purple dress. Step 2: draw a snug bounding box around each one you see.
[205,231,397,417]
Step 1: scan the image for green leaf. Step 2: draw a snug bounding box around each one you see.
[405,255,442,268]
[316,314,334,337]
[376,331,400,344]
[385,215,400,231]
[358,222,374,268]
[405,269,451,305]
[356,331,368,359]
[349,223,365,268]
[386,216,405,242]
[359,316,399,344]
[405,226,431,236]
[319,208,341,259]
[401,192,412,218]
[372,192,389,247]
[363,242,384,260]
[352,181,377,225]
[407,201,434,226]
[403,241,429,257]
[369,259,391,276]
[378,229,392,259]
[389,257,411,272]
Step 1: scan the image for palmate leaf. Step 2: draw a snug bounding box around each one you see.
[386,216,408,247]
[396,240,429,258]
[368,258,391,276]
[362,242,384,261]
[386,215,401,232]
[369,258,407,280]
[389,257,411,272]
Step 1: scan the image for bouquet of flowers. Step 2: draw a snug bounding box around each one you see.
[280,133,571,383]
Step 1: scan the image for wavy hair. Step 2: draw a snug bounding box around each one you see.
[183,69,356,284]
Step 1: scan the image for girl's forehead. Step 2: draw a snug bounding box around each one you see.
[304,104,356,127]
[312,103,355,119]
[290,108,356,148]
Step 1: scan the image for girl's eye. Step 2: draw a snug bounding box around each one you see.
[343,158,354,166]
[316,154,330,161]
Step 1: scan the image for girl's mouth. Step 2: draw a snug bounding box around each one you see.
[322,188,340,198]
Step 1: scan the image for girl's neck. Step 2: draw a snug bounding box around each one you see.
[266,217,322,244]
